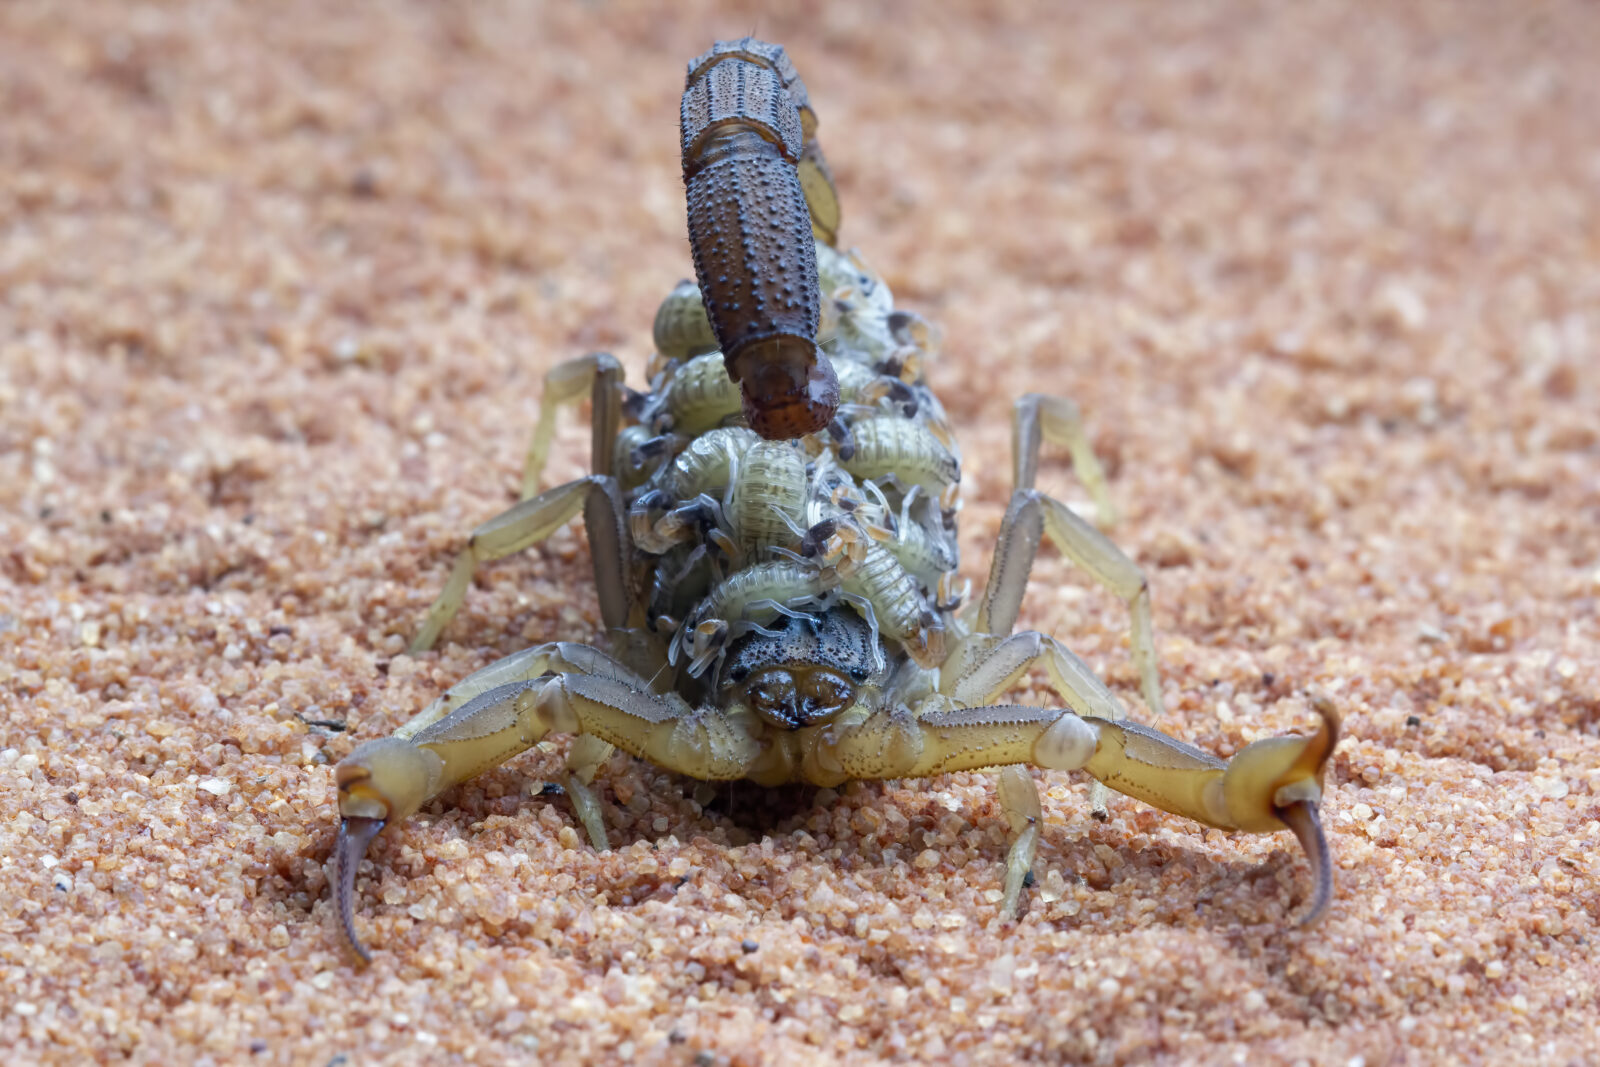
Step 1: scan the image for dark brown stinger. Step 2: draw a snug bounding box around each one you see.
[681,38,841,440]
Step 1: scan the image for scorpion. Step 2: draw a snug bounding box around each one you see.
[331,38,1338,962]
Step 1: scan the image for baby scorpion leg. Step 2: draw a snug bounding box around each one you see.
[519,351,625,499]
[334,644,760,960]
[408,474,630,653]
[809,692,1338,926]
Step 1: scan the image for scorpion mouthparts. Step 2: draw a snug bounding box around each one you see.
[1276,799,1332,927]
[335,815,386,964]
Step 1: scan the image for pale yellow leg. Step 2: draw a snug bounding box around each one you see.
[1035,494,1164,720]
[409,475,630,653]
[564,733,617,850]
[998,393,1163,819]
[409,354,629,655]
[997,765,1042,919]
[938,627,1124,885]
[975,489,1163,719]
[943,630,1127,722]
[521,352,624,499]
[1012,393,1115,525]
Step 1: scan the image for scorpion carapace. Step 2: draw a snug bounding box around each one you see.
[719,609,885,731]
[681,37,839,439]
[330,39,1339,963]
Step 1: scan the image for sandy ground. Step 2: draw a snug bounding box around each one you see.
[3,1,1599,1063]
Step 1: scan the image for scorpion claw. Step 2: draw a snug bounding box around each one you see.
[335,815,385,964]
[1278,695,1338,926]
[1276,799,1332,926]
[1254,695,1338,925]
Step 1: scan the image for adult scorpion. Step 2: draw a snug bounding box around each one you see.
[331,38,1337,962]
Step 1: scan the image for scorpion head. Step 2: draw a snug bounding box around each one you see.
[718,607,885,730]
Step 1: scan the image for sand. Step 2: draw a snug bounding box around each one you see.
[2,1,1597,1063]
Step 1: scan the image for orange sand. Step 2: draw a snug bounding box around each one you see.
[2,1,1597,1063]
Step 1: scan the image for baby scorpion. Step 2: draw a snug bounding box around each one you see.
[331,38,1338,962]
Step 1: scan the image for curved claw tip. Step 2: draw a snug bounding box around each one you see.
[1276,799,1331,927]
[335,816,385,964]
[1307,692,1342,762]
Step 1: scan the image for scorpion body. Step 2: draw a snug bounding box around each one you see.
[331,39,1337,962]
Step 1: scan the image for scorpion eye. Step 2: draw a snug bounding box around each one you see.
[728,664,751,683]
[848,666,871,683]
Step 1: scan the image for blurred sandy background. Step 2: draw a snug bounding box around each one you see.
[2,1,1598,1063]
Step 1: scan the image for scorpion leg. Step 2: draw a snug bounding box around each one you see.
[939,629,1124,916]
[810,692,1338,926]
[394,642,618,849]
[1012,393,1115,526]
[409,474,630,653]
[983,396,1165,818]
[987,393,1150,685]
[562,733,617,850]
[520,351,625,499]
[969,486,1161,820]
[996,765,1042,918]
[974,488,1165,721]
[334,645,761,960]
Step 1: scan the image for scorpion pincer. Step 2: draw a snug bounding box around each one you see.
[330,38,1339,962]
